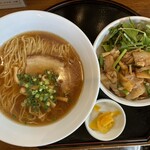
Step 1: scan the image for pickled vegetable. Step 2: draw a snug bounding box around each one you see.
[89,110,120,134]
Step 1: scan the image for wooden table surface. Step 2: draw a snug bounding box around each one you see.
[0,0,150,18]
[0,0,149,149]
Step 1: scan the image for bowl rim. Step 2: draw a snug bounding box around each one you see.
[93,16,150,107]
[85,98,126,141]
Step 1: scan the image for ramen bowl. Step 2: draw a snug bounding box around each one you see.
[93,16,150,107]
[0,10,100,147]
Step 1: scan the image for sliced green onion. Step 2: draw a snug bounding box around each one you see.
[50,95,54,100]
[121,89,129,96]
[35,94,40,98]
[98,55,104,67]
[113,49,127,68]
[145,83,150,95]
[116,65,120,72]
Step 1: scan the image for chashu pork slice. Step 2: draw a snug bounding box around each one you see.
[26,55,64,75]
[26,55,70,93]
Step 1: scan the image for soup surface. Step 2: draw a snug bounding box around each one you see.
[0,31,84,125]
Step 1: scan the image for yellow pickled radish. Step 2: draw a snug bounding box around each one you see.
[89,115,98,130]
[97,112,114,134]
[89,110,120,134]
[93,104,100,112]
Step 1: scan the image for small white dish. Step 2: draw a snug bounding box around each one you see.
[85,99,126,141]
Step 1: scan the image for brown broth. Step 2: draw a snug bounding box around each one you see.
[0,31,84,126]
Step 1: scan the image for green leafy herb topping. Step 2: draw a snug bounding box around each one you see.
[17,70,58,112]
[102,19,150,52]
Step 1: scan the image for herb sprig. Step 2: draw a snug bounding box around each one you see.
[102,19,150,52]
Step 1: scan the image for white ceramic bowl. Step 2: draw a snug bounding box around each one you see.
[0,10,100,147]
[85,99,126,141]
[93,16,150,107]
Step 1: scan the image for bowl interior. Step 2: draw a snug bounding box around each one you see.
[0,10,100,147]
[93,16,150,107]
